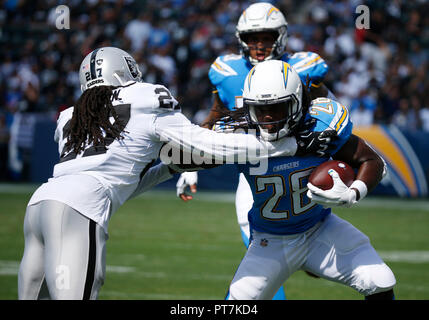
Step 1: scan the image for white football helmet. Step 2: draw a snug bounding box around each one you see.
[243,60,303,141]
[79,47,142,92]
[236,2,288,65]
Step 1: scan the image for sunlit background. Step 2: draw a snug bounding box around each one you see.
[0,0,428,300]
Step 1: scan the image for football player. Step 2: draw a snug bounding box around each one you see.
[225,60,396,300]
[176,2,336,299]
[18,47,333,300]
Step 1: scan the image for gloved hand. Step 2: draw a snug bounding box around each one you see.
[176,171,198,201]
[307,169,367,208]
[212,116,249,133]
[295,118,338,157]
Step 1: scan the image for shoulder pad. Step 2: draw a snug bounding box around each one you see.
[305,98,353,155]
[151,84,180,113]
[55,107,73,143]
[209,55,245,85]
[308,97,352,137]
[57,107,73,124]
[120,82,180,114]
[287,51,329,84]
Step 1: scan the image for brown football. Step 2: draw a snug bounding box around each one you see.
[309,160,356,190]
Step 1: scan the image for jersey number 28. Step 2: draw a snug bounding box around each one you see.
[255,168,316,220]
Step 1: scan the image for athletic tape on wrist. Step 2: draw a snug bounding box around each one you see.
[350,180,368,201]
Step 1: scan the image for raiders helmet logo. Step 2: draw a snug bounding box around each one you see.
[124,56,140,79]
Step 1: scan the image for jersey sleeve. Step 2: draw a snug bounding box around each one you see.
[123,82,180,114]
[128,162,173,199]
[208,56,239,87]
[208,58,224,87]
[288,52,329,85]
[151,84,179,112]
[306,98,353,155]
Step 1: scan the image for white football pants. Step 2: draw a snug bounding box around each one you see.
[228,213,396,299]
[18,200,107,300]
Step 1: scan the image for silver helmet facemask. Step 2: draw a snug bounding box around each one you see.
[242,60,304,141]
[244,94,301,141]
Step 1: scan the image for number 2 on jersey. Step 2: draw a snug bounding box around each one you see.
[256,175,289,220]
[255,168,316,220]
[154,87,179,110]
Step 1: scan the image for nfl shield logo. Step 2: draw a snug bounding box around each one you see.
[260,238,269,247]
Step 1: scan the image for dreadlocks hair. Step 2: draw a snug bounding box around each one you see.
[301,75,312,112]
[284,76,312,134]
[64,85,125,155]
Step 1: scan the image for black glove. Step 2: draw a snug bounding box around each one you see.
[295,119,338,157]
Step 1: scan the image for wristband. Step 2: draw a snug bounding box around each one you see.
[350,180,368,201]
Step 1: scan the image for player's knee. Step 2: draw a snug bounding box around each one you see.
[229,276,266,300]
[354,263,396,296]
[369,264,396,294]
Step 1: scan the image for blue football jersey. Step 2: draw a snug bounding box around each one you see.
[237,98,353,235]
[208,52,329,111]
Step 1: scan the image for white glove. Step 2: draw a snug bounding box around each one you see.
[176,171,198,201]
[307,169,367,208]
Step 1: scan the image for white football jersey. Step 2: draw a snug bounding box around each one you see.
[29,81,298,233]
[29,82,179,232]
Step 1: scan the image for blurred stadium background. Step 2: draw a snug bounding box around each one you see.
[0,0,428,299]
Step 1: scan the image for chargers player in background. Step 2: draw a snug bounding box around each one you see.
[226,60,396,300]
[176,2,335,299]
[18,47,313,300]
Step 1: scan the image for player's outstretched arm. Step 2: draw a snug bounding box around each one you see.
[155,112,299,162]
[176,91,226,202]
[128,162,175,200]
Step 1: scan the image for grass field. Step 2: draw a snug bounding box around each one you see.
[0,184,428,300]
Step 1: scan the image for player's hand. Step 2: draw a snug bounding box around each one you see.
[212,111,249,133]
[295,119,338,157]
[306,170,357,208]
[176,172,198,202]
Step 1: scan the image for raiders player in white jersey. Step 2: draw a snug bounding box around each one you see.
[18,47,335,300]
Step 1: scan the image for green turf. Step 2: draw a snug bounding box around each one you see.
[0,188,428,300]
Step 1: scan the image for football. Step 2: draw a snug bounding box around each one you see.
[309,160,355,190]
